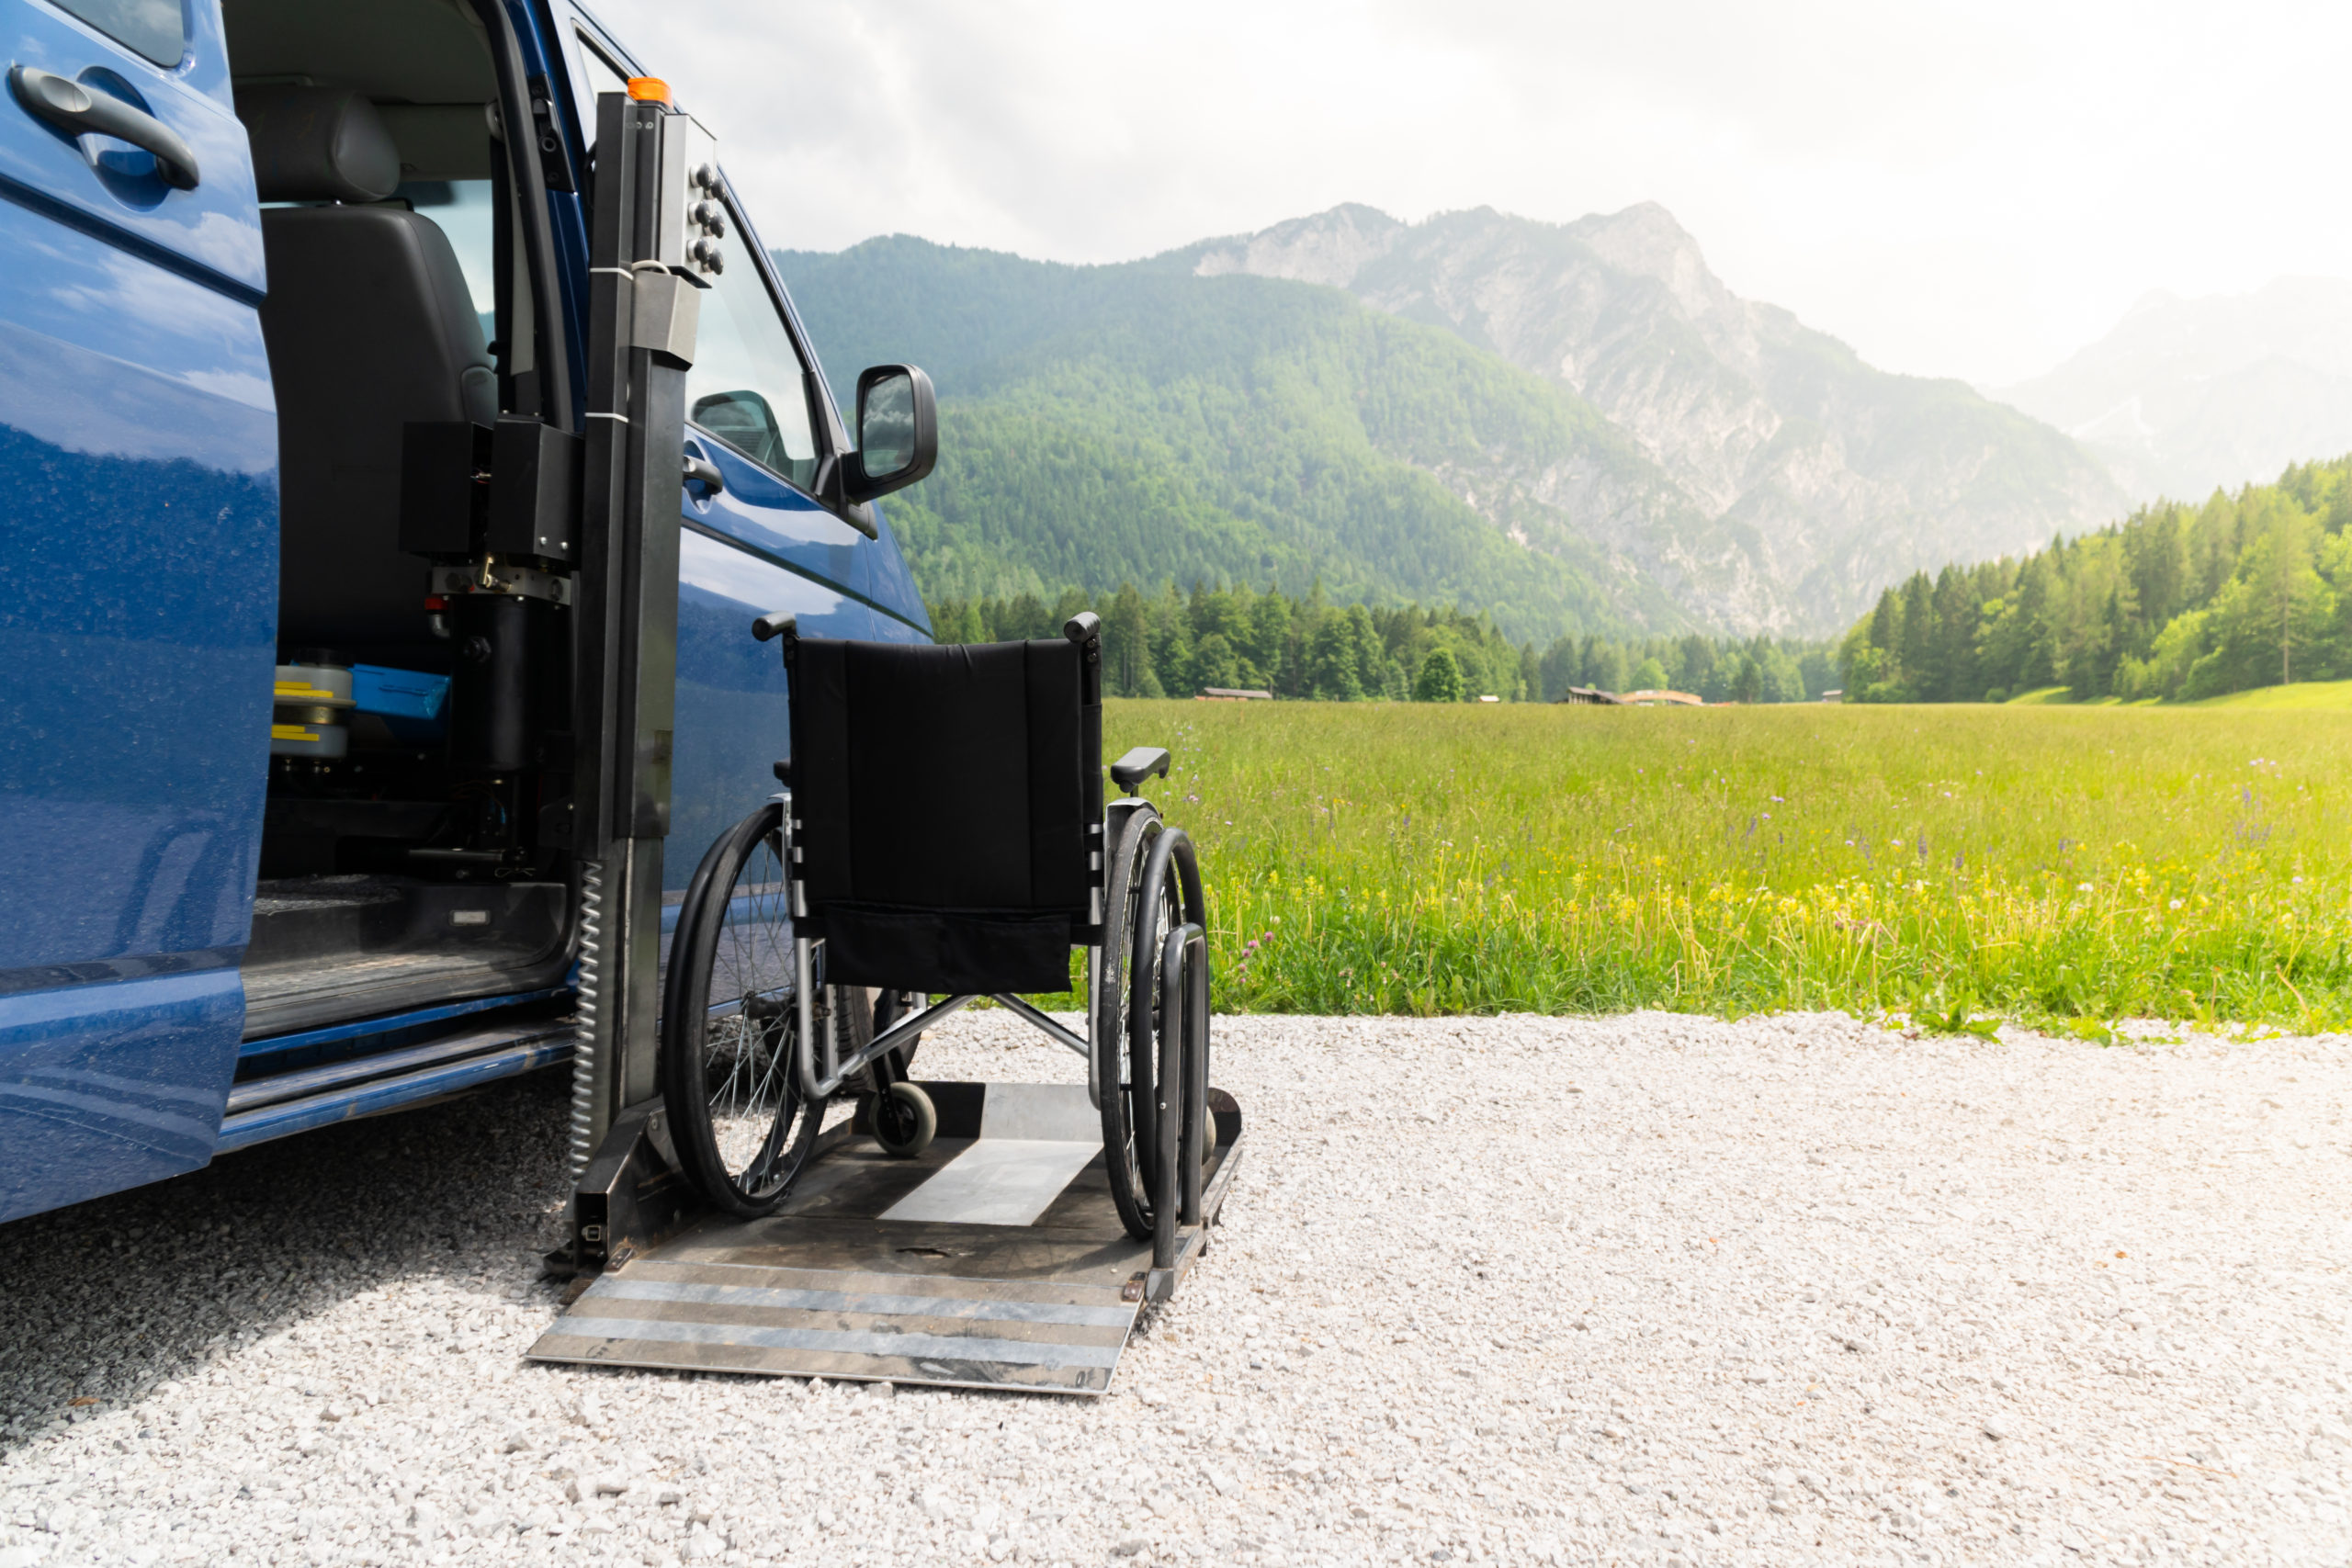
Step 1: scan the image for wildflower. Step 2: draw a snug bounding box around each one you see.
[1770,795,1784,803]
[2076,883,2094,893]
[2292,875,2306,885]
[2168,898,2183,909]
[1891,840,1903,848]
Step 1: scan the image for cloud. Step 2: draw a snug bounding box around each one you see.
[594,0,2352,385]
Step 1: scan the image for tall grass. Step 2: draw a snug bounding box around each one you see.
[1097,700,2352,1030]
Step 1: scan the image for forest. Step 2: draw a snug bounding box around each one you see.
[930,582,1839,703]
[1839,453,2352,703]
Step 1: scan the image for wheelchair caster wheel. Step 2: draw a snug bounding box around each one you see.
[874,1081,936,1158]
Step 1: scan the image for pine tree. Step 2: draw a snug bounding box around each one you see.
[1413,647,1464,703]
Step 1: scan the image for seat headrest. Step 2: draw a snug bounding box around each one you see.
[237,86,401,203]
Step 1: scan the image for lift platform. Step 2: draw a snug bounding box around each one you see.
[529,1082,1242,1394]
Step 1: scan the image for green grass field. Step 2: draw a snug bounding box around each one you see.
[1094,699,2352,1031]
[2006,680,2352,710]
[2186,679,2352,710]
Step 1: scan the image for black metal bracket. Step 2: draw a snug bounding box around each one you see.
[565,1100,695,1273]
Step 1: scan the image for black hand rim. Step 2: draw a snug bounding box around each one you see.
[660,801,818,1216]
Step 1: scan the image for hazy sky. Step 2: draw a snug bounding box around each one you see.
[590,0,2352,388]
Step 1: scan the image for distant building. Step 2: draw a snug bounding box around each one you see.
[1618,689,1703,706]
[1198,687,1273,701]
[1477,694,1500,703]
[1555,686,1625,705]
[1819,689,1844,703]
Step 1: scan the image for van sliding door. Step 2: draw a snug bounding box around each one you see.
[0,0,273,1218]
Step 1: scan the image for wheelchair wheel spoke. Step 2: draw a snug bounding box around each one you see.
[662,801,828,1215]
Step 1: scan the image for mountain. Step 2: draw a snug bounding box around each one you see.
[1991,277,2352,505]
[777,237,1699,643]
[1160,204,2128,632]
[776,204,2123,638]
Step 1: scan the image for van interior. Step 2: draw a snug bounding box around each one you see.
[221,0,580,1040]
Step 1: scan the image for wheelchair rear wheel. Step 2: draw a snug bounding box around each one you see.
[1098,810,1194,1241]
[662,801,828,1217]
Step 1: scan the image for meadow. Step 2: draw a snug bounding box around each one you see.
[1092,698,2352,1032]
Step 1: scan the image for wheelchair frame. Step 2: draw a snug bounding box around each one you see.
[756,611,1217,1264]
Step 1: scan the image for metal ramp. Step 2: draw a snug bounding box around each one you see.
[529,1082,1242,1394]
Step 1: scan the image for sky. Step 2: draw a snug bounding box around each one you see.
[588,0,2352,389]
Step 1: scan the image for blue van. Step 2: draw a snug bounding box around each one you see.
[0,0,935,1224]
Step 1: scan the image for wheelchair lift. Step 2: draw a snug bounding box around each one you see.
[543,117,1244,1401]
[532,1080,1241,1393]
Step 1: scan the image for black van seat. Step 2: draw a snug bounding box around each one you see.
[239,85,494,662]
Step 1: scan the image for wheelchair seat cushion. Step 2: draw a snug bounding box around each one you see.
[789,636,1091,991]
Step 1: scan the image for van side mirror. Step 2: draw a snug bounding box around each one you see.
[843,364,937,503]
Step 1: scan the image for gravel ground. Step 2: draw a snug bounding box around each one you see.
[2,1010,2348,1567]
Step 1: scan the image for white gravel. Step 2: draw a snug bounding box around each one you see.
[3,1010,2348,1567]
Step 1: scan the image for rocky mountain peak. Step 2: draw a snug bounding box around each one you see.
[1565,202,1725,325]
[1191,203,1403,288]
[1164,200,2121,630]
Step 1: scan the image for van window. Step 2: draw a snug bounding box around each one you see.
[686,225,820,492]
[52,0,184,67]
[399,180,496,346]
[575,33,633,102]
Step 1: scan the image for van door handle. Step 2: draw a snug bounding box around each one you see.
[9,64,200,190]
[684,452,724,494]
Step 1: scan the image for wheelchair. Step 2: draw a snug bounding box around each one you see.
[657,610,1214,1248]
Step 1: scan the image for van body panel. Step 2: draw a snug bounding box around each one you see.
[682,434,872,599]
[668,525,876,888]
[0,0,266,299]
[0,13,273,1212]
[0,967,243,1222]
[862,506,932,633]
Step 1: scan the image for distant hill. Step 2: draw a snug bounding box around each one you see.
[777,237,1697,643]
[777,204,2123,638]
[1992,276,2352,505]
[1163,204,2127,631]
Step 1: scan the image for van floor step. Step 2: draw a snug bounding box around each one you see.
[214,1021,573,1154]
[227,1015,579,1113]
[241,874,570,1038]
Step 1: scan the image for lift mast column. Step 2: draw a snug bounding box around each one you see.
[566,86,718,1262]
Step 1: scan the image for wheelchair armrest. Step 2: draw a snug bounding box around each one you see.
[1110,745,1170,795]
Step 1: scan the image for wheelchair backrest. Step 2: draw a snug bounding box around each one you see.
[789,637,1092,917]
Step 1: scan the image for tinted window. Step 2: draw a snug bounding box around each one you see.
[575,34,633,102]
[685,221,820,491]
[51,0,184,67]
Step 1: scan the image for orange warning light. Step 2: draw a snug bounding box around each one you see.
[627,76,672,105]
